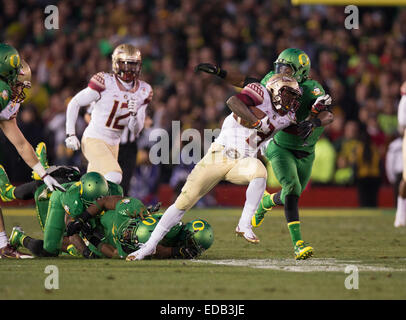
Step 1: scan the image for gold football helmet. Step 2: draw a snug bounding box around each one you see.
[11,59,31,103]
[112,44,142,82]
[265,74,302,115]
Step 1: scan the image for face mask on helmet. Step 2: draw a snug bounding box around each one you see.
[117,60,141,82]
[11,60,31,103]
[275,63,295,77]
[272,86,301,115]
[118,220,141,254]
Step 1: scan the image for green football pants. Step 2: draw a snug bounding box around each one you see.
[265,141,315,204]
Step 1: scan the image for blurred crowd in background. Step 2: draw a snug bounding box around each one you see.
[1,0,406,206]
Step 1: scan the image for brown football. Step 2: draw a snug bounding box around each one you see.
[233,106,266,128]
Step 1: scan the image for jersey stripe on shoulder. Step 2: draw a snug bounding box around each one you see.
[241,83,264,106]
[88,72,106,92]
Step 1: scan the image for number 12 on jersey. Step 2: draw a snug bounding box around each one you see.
[105,100,130,130]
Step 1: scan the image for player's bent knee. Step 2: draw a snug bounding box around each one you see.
[175,192,200,211]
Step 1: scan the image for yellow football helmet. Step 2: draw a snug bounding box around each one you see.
[112,44,142,82]
[265,74,302,115]
[11,59,31,103]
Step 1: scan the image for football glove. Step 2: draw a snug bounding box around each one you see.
[128,98,141,116]
[42,174,66,192]
[65,135,81,151]
[146,202,161,214]
[310,94,332,114]
[297,118,322,140]
[194,63,227,78]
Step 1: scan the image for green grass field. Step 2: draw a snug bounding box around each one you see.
[0,207,405,300]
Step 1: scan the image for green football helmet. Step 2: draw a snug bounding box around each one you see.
[274,48,311,83]
[0,43,21,86]
[79,172,109,207]
[115,197,147,219]
[181,219,214,251]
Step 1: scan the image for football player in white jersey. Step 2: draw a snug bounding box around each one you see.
[65,44,153,184]
[126,74,301,261]
[395,81,406,227]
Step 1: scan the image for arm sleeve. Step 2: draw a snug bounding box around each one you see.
[65,87,100,135]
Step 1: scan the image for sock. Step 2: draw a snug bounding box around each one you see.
[104,171,122,184]
[0,184,16,202]
[395,196,406,227]
[145,204,186,248]
[0,231,7,248]
[262,190,283,209]
[239,177,267,228]
[284,194,301,246]
[14,181,42,200]
[288,221,302,246]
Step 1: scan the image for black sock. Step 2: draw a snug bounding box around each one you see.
[14,181,43,200]
[284,194,299,223]
[23,237,57,257]
[273,191,283,206]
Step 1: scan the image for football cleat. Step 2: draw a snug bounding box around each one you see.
[294,240,313,260]
[9,226,26,248]
[32,142,49,180]
[251,190,274,228]
[235,225,260,244]
[0,164,15,202]
[0,244,33,259]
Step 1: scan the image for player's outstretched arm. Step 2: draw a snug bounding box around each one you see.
[195,63,259,88]
[0,118,65,191]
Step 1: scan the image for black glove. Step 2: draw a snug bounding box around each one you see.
[66,219,92,237]
[147,202,161,214]
[82,247,99,259]
[297,118,322,140]
[194,63,227,78]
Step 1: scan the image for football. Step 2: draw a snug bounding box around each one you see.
[233,106,266,128]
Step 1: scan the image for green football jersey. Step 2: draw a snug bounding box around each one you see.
[261,71,326,152]
[61,180,124,219]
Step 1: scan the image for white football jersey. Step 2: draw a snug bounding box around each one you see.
[83,72,152,145]
[215,83,296,159]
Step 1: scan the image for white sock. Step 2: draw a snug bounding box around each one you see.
[238,177,267,229]
[104,171,122,184]
[145,204,186,247]
[0,231,8,248]
[395,196,406,227]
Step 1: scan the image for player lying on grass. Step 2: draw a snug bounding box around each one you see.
[125,73,302,261]
[58,196,214,259]
[195,48,334,260]
[0,145,124,257]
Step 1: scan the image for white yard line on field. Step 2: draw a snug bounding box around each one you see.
[192,258,406,272]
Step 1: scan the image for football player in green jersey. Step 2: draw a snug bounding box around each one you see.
[195,48,334,260]
[0,44,64,258]
[64,196,214,259]
[7,168,124,258]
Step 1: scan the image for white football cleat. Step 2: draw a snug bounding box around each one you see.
[126,245,156,261]
[235,225,260,244]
